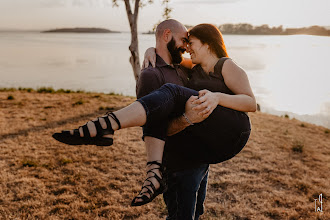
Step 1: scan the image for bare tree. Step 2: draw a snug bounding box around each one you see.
[112,0,171,81]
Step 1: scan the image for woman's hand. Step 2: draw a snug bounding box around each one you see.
[142,47,156,69]
[184,96,207,124]
[192,90,219,118]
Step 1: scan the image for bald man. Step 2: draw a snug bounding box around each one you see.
[136,19,209,220]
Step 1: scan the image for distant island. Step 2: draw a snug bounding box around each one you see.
[218,24,330,36]
[144,24,330,37]
[42,28,120,33]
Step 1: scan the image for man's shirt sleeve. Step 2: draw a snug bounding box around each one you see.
[136,68,162,99]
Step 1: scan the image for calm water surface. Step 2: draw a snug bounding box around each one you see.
[0,32,329,128]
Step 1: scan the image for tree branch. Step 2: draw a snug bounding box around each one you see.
[134,0,140,22]
[124,0,133,26]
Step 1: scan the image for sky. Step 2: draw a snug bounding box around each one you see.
[0,0,329,32]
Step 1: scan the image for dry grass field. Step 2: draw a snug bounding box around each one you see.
[0,89,329,220]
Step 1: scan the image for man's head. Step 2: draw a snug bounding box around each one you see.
[155,19,188,64]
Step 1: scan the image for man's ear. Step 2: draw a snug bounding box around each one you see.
[163,29,172,43]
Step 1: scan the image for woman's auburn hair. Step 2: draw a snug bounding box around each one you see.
[189,24,229,58]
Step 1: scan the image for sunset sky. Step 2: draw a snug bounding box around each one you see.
[0,0,329,32]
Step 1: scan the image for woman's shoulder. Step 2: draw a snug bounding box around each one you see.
[221,58,243,73]
[215,57,231,72]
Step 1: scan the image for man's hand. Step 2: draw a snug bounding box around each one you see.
[142,47,156,69]
[185,96,208,124]
[167,95,207,136]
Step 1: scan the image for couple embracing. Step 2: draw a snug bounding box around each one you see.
[53,19,256,220]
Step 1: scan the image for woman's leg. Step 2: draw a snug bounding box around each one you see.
[76,101,146,137]
[166,106,251,165]
[64,83,198,141]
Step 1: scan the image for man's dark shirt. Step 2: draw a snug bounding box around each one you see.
[136,55,204,172]
[136,54,188,98]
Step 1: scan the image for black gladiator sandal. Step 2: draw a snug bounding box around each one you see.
[131,161,167,207]
[52,112,121,146]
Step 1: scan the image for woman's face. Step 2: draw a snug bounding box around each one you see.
[187,36,209,64]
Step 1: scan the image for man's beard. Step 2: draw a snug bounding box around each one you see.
[167,37,185,64]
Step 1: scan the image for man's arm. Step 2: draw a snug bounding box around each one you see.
[167,96,208,136]
[167,115,191,136]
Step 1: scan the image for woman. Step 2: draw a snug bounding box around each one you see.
[53,24,256,207]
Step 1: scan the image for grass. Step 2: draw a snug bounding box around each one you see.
[0,90,329,219]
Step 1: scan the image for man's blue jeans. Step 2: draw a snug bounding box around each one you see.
[163,164,209,220]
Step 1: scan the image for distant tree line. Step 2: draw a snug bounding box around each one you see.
[218,23,330,36]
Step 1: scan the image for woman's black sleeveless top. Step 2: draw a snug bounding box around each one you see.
[186,57,234,95]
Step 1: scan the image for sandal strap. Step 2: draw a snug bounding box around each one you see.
[107,112,121,129]
[82,124,91,138]
[147,171,162,183]
[90,115,113,136]
[141,184,154,195]
[93,119,103,137]
[147,161,162,167]
[73,129,80,136]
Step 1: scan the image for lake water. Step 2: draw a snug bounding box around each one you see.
[0,32,329,128]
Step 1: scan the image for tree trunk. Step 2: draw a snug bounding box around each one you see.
[124,0,141,82]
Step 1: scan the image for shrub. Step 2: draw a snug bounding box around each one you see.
[56,89,73,93]
[18,87,34,92]
[22,160,38,167]
[0,88,16,92]
[37,87,55,93]
[7,95,14,100]
[73,100,84,106]
[295,183,309,194]
[60,158,73,165]
[292,141,304,153]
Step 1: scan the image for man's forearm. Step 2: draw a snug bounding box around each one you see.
[167,115,191,136]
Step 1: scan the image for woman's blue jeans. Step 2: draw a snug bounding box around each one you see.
[137,83,251,165]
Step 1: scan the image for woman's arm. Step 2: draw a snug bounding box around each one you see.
[193,59,257,115]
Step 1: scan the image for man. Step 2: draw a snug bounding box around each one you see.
[136,19,209,220]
